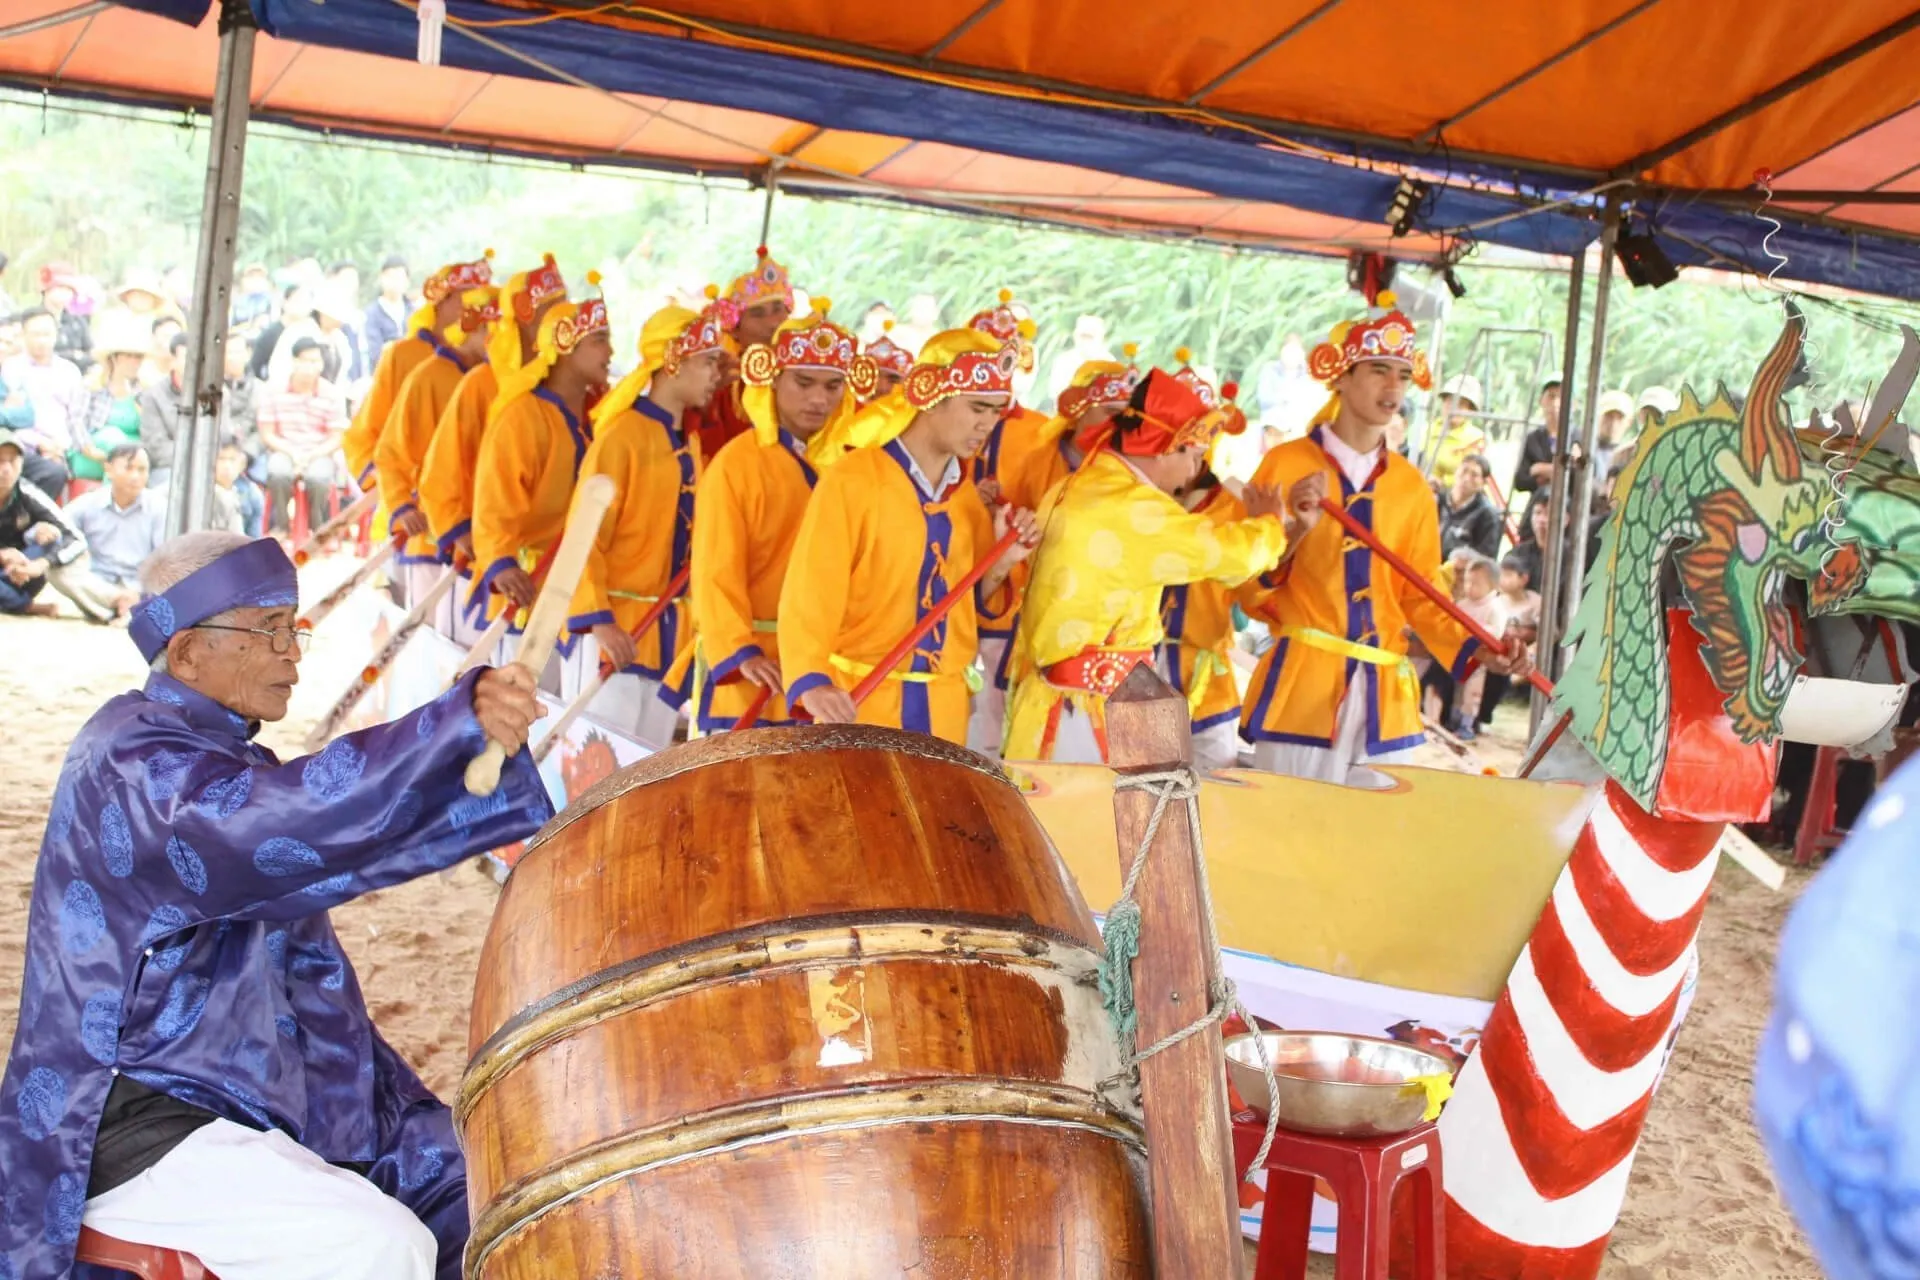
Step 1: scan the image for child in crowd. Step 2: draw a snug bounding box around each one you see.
[1475,552,1543,730]
[213,439,265,537]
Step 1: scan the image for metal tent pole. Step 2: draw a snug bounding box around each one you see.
[1529,242,1585,730]
[1555,196,1621,673]
[168,0,256,538]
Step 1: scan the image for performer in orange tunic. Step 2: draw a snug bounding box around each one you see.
[685,301,855,732]
[1239,293,1526,786]
[855,321,915,404]
[683,246,795,460]
[417,255,567,572]
[963,289,1045,499]
[341,252,493,490]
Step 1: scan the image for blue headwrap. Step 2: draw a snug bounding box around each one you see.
[129,538,301,663]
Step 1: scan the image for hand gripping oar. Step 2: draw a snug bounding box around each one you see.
[531,564,692,763]
[302,564,461,750]
[445,541,564,688]
[296,536,400,633]
[464,476,617,796]
[290,490,377,567]
[736,525,1023,730]
[1317,495,1553,698]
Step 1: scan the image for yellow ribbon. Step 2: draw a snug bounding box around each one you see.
[1401,1071,1455,1123]
[829,652,983,694]
[1278,625,1420,707]
[1181,646,1233,719]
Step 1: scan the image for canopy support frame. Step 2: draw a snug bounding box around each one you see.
[922,0,1003,59]
[168,0,254,539]
[1532,240,1586,726]
[1183,0,1348,105]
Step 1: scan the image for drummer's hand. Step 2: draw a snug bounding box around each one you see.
[975,477,1003,507]
[493,566,536,609]
[473,665,540,755]
[799,684,858,725]
[393,508,430,538]
[453,532,475,564]
[592,621,638,673]
[992,504,1039,563]
[1483,642,1533,678]
[738,655,785,692]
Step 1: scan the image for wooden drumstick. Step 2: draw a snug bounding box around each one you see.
[532,565,691,763]
[464,475,617,796]
[296,538,398,633]
[290,490,377,566]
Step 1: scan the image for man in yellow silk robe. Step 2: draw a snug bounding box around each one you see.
[780,329,1036,745]
[1241,295,1524,787]
[687,301,853,732]
[1004,368,1291,764]
[1160,475,1251,771]
[374,285,495,619]
[418,256,567,572]
[468,291,613,697]
[341,252,492,489]
[562,296,728,746]
[685,246,795,461]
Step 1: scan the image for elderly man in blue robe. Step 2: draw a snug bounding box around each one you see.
[0,530,554,1279]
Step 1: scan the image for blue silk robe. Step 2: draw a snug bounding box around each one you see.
[0,671,553,1279]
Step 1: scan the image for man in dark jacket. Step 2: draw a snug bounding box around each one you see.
[1511,377,1561,538]
[1437,452,1502,560]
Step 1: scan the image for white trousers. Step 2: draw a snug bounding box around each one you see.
[566,637,681,748]
[1249,671,1420,789]
[82,1118,436,1280]
[1047,702,1107,765]
[966,636,1011,760]
[404,563,455,636]
[1192,720,1243,773]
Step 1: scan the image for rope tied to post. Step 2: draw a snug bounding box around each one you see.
[1096,766,1281,1178]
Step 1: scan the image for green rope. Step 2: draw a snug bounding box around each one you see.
[1098,899,1143,1047]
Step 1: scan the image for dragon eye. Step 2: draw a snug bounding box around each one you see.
[1791,528,1814,553]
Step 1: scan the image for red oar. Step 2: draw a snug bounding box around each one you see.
[734,525,1023,730]
[1317,496,1552,698]
[532,564,693,762]
[1479,472,1526,550]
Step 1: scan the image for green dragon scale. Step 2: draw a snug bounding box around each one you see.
[1555,309,1919,810]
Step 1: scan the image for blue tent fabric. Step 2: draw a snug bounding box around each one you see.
[105,0,1920,297]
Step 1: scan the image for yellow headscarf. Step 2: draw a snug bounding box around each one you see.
[440,285,498,349]
[410,250,495,337]
[592,302,700,435]
[489,256,568,377]
[741,301,858,449]
[1040,353,1136,447]
[812,327,1007,464]
[489,297,587,427]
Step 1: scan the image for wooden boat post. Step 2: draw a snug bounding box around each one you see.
[1105,665,1241,1278]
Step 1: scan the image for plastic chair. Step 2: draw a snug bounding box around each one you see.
[75,1226,215,1279]
[1233,1116,1444,1280]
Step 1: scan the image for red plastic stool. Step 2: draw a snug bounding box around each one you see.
[75,1226,215,1278]
[1793,745,1855,865]
[1233,1116,1444,1280]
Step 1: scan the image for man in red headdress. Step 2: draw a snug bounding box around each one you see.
[683,247,796,460]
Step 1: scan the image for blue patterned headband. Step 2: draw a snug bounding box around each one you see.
[129,539,301,663]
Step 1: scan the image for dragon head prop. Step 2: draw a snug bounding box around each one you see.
[1555,305,1920,811]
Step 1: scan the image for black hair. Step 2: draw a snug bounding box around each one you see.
[1501,552,1530,575]
[289,337,323,359]
[283,283,306,300]
[1458,453,1491,477]
[327,260,357,276]
[168,332,190,355]
[106,443,147,465]
[380,254,408,273]
[17,307,51,325]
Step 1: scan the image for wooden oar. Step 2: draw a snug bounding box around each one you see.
[296,537,399,633]
[465,476,617,796]
[531,565,692,763]
[290,490,377,566]
[1317,496,1553,698]
[302,565,460,750]
[733,526,1023,731]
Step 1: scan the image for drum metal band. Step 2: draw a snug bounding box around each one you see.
[463,1078,1146,1279]
[458,915,1104,1126]
[522,723,1010,856]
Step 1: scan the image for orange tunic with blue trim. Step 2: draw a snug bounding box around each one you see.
[469,388,590,623]
[1160,484,1250,733]
[343,330,434,488]
[417,362,497,560]
[688,427,817,731]
[566,396,700,695]
[1239,427,1478,753]
[374,346,472,565]
[779,442,997,745]
[971,403,1048,640]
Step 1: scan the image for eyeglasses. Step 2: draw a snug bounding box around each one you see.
[191,623,313,655]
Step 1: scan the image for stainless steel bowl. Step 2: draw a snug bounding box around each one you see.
[1225,1030,1455,1138]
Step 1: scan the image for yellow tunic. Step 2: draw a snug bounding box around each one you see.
[779,442,997,745]
[417,362,498,560]
[1429,420,1488,491]
[688,427,817,731]
[343,330,434,488]
[374,349,472,564]
[1160,485,1250,732]
[971,403,1048,640]
[469,388,590,623]
[566,396,700,690]
[1004,450,1286,761]
[1240,426,1478,752]
[999,419,1078,514]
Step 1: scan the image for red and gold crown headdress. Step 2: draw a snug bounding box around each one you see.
[847,321,916,401]
[904,337,1018,411]
[423,249,495,303]
[1082,367,1240,457]
[1057,342,1141,422]
[514,253,568,324]
[458,285,501,334]
[665,284,739,373]
[969,289,1037,374]
[548,271,609,356]
[740,298,857,387]
[1170,346,1248,438]
[726,245,796,314]
[1306,291,1432,389]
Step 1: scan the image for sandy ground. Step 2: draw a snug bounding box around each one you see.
[1,578,1819,1278]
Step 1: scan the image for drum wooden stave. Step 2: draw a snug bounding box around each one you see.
[460,725,1149,1278]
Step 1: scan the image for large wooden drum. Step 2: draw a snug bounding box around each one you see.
[458,726,1149,1278]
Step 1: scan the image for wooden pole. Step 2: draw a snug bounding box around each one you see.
[1105,664,1240,1279]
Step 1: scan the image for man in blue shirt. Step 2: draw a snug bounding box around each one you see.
[64,444,165,590]
[0,531,552,1278]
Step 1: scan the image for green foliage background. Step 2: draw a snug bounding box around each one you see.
[4,93,1916,425]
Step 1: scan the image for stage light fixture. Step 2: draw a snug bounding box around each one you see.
[1616,227,1678,288]
[1384,177,1430,238]
[1443,266,1467,299]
